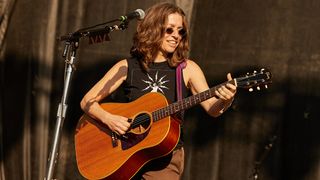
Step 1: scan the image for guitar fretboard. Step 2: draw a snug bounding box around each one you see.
[152,79,236,121]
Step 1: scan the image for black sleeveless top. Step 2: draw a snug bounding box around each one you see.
[123,58,189,147]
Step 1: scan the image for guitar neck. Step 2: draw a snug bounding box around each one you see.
[152,79,236,121]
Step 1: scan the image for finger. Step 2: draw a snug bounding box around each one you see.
[227,73,233,81]
[216,88,227,100]
[221,86,233,98]
[214,90,222,99]
[118,123,130,132]
[118,117,131,127]
[222,88,234,99]
[226,83,237,92]
[117,129,126,135]
[113,131,120,136]
[115,122,128,134]
[222,86,237,99]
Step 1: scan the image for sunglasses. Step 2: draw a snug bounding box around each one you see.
[165,27,186,37]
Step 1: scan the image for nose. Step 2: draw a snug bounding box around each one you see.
[171,30,179,39]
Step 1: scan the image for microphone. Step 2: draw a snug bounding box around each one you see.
[119,9,145,22]
[58,9,145,42]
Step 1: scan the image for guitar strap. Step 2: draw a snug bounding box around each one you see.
[176,60,186,100]
[176,60,186,121]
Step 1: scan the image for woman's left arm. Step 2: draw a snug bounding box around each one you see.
[184,60,237,117]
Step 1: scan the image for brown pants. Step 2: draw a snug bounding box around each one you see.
[134,148,185,180]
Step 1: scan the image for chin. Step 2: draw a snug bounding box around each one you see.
[166,47,177,53]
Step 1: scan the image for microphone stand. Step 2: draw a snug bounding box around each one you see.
[45,21,129,180]
[44,36,79,180]
[249,135,278,180]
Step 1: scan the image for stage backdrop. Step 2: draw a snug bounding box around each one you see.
[0,0,319,180]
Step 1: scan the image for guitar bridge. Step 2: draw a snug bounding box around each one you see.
[111,132,118,147]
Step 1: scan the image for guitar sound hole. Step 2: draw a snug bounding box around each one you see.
[130,113,151,134]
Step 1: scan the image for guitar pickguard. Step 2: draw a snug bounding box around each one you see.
[121,129,150,150]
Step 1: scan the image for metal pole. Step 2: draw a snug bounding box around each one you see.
[45,41,78,180]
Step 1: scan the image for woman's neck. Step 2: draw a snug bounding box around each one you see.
[154,52,168,63]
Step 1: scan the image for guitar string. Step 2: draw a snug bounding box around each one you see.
[128,75,269,129]
[131,101,184,127]
[129,82,233,127]
[130,106,172,127]
[131,89,214,127]
[130,106,172,128]
[132,91,211,127]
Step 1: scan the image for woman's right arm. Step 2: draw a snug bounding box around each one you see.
[80,59,131,135]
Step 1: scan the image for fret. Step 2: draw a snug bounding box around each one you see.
[206,90,210,97]
[153,111,158,121]
[196,93,200,102]
[185,97,190,107]
[194,95,198,104]
[160,109,164,119]
[189,96,195,106]
[183,98,187,107]
[200,92,204,101]
[192,96,195,104]
[159,110,163,119]
[173,103,178,112]
[164,107,170,116]
[181,101,184,108]
[169,105,173,114]
[184,99,189,108]
[176,102,180,112]
[190,96,194,106]
[161,109,165,118]
[158,110,162,120]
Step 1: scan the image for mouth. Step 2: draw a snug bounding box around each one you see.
[167,40,178,47]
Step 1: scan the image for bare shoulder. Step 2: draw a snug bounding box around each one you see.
[102,59,128,81]
[185,59,202,72]
[109,59,128,75]
[114,59,128,68]
[182,59,204,87]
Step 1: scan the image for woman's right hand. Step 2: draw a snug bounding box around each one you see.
[103,114,131,135]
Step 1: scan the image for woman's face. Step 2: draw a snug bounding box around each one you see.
[159,13,185,56]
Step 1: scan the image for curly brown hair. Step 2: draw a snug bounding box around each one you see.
[130,2,190,71]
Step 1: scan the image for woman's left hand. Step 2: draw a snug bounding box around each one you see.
[215,73,237,101]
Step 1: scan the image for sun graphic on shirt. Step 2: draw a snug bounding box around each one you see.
[141,71,169,94]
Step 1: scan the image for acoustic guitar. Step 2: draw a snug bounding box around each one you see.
[75,69,272,179]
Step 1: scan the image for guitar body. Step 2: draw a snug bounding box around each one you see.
[75,92,180,180]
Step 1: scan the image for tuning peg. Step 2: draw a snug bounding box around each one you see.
[253,70,257,74]
[257,86,261,90]
[265,85,268,89]
[249,88,253,92]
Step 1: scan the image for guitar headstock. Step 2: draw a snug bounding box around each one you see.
[235,68,272,91]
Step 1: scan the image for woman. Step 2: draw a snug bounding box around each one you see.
[80,2,236,179]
